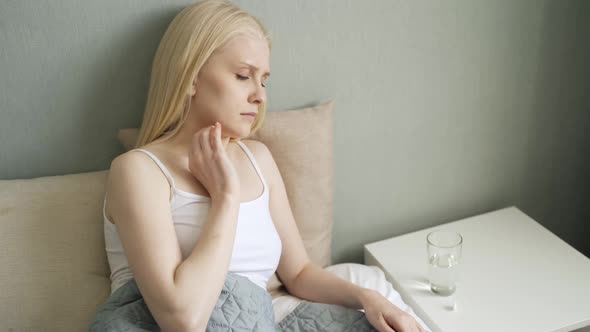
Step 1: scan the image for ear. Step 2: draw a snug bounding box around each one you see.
[189,77,197,97]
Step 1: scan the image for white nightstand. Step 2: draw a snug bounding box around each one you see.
[364,206,590,332]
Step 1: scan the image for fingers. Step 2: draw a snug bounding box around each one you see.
[377,314,394,332]
[383,312,422,332]
[199,126,213,157]
[408,318,424,332]
[213,122,223,152]
[209,122,217,153]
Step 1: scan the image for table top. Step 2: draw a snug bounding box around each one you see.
[364,206,590,332]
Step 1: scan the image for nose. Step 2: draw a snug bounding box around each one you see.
[248,83,266,106]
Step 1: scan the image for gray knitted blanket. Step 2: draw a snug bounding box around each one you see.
[88,272,377,331]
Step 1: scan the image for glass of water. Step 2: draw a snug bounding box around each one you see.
[427,230,462,296]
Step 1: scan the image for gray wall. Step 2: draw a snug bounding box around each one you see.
[1,1,588,263]
[518,1,590,265]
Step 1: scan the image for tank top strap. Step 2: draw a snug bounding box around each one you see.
[235,141,268,190]
[130,148,177,190]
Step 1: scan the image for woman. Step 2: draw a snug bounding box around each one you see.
[92,1,427,331]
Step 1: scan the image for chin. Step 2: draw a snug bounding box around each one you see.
[224,124,251,140]
[236,129,252,139]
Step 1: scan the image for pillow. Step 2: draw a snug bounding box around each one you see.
[0,101,333,331]
[0,171,111,331]
[118,101,334,298]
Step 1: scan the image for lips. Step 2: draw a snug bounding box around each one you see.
[240,112,257,117]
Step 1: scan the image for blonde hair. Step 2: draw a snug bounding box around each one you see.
[135,0,271,148]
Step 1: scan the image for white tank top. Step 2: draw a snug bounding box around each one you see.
[103,141,283,294]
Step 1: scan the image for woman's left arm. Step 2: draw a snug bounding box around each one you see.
[246,140,424,332]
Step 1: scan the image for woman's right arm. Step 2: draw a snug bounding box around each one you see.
[107,126,239,331]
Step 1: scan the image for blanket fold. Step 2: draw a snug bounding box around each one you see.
[88,272,376,331]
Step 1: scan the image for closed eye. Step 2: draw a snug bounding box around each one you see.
[236,74,266,88]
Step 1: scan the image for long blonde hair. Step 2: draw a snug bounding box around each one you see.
[135,0,271,148]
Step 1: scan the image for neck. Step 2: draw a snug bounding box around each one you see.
[162,121,231,156]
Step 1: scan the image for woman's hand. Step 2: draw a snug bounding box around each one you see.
[360,289,425,332]
[188,122,240,201]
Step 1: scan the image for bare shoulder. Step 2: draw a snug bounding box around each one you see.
[240,139,270,153]
[240,139,280,185]
[106,150,171,221]
[240,139,274,167]
[110,149,148,170]
[109,149,166,184]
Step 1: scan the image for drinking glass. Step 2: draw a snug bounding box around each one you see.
[427,230,462,296]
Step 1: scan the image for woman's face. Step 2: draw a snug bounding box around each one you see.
[189,34,270,139]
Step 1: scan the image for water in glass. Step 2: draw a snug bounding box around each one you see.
[428,252,459,296]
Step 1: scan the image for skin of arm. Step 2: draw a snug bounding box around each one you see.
[244,140,370,309]
[247,140,426,332]
[108,151,239,332]
[171,195,240,331]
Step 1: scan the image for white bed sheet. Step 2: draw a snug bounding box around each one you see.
[272,263,432,331]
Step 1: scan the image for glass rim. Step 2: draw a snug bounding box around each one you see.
[427,230,463,248]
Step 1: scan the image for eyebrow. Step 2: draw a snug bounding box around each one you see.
[238,61,270,78]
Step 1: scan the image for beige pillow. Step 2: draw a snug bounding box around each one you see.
[0,171,111,331]
[0,101,334,331]
[118,101,334,297]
